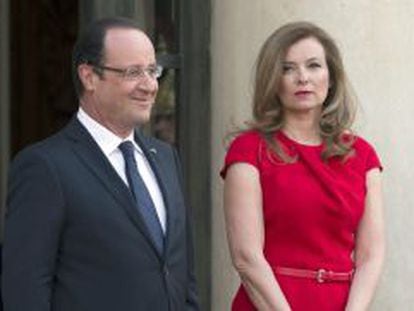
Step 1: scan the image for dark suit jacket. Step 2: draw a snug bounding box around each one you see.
[2,118,199,311]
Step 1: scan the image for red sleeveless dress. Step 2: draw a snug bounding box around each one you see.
[221,130,382,311]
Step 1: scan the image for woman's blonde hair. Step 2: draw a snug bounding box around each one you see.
[249,21,357,162]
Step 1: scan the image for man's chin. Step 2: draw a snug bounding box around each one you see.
[131,114,151,127]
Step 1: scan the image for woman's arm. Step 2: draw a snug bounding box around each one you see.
[224,163,291,311]
[345,168,385,311]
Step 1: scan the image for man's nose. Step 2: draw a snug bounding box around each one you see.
[136,75,158,92]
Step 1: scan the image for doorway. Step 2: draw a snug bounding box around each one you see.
[10,0,79,156]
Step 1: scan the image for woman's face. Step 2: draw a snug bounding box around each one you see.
[277,37,330,114]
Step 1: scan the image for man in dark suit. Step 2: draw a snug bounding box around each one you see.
[2,17,199,311]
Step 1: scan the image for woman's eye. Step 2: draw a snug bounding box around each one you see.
[282,66,294,73]
[309,62,321,68]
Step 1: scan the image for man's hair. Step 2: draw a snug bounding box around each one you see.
[71,16,141,97]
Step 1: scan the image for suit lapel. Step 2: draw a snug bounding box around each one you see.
[134,131,177,253]
[63,118,163,258]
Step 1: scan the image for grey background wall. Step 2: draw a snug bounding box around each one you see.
[211,1,414,310]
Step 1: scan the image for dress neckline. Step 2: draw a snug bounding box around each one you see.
[278,130,324,149]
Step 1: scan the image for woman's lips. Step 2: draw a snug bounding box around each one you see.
[294,90,312,95]
[294,90,312,98]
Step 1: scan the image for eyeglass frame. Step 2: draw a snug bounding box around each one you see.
[90,62,163,80]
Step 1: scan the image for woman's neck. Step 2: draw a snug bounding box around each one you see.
[282,117,321,145]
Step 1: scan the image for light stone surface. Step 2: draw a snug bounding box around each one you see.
[211,1,414,310]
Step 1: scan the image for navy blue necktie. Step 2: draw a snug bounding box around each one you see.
[119,141,164,254]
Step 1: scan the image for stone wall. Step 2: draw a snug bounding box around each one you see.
[211,1,414,309]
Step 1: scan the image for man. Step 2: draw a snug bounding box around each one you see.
[2,17,199,310]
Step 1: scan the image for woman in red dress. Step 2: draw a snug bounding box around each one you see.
[221,22,385,311]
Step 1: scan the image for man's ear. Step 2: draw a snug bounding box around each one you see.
[78,64,98,92]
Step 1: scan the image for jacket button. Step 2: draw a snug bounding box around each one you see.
[163,265,169,276]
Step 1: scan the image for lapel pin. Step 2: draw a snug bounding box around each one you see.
[149,148,157,155]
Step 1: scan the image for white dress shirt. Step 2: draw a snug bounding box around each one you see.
[77,108,167,233]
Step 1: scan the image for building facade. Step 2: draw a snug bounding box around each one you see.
[1,0,413,310]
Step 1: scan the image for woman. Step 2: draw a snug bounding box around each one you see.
[221,21,385,311]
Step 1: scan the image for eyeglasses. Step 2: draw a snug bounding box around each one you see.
[93,63,163,80]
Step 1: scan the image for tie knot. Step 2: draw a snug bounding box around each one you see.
[119,141,135,159]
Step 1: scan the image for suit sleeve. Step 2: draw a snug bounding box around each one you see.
[2,147,65,311]
[172,147,200,311]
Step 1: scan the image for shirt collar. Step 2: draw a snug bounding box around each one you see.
[77,107,144,156]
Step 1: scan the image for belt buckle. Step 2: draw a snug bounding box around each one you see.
[316,268,326,283]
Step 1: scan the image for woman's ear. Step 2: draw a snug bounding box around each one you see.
[78,63,98,92]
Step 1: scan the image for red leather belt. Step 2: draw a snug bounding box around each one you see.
[274,266,354,283]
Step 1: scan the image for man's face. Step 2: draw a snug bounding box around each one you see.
[87,28,159,135]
